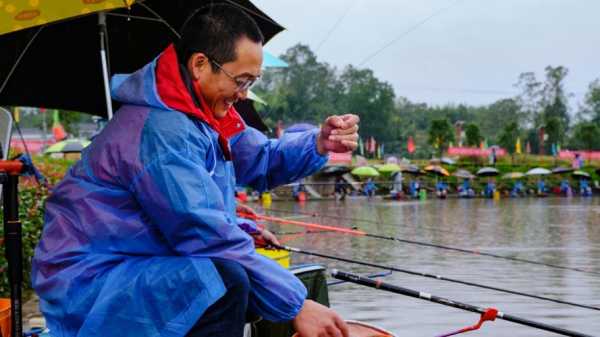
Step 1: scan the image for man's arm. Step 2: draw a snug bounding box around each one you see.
[230,114,359,192]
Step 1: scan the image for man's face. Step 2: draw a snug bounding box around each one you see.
[193,37,263,119]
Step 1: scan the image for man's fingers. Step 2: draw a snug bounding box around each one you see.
[340,114,360,125]
[326,325,343,337]
[341,140,358,150]
[329,133,359,142]
[331,124,358,136]
[334,316,350,337]
[326,116,345,128]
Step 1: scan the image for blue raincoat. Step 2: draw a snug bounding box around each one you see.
[32,45,328,337]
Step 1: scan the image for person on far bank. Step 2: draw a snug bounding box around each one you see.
[32,5,356,337]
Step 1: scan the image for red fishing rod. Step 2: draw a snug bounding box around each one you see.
[243,211,600,276]
[271,244,600,312]
[331,270,594,337]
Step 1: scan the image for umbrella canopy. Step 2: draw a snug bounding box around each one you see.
[526,167,551,176]
[502,172,525,180]
[351,166,380,178]
[430,157,455,165]
[400,164,422,175]
[572,170,591,179]
[424,165,449,177]
[377,163,401,174]
[44,139,91,154]
[0,0,284,120]
[453,169,475,179]
[320,165,351,176]
[263,50,288,68]
[551,166,574,174]
[476,167,499,177]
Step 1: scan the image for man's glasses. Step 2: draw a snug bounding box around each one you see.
[210,59,259,92]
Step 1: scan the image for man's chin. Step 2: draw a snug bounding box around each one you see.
[214,108,228,119]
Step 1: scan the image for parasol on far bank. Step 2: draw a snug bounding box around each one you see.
[526,168,551,176]
[572,170,591,180]
[476,167,499,177]
[351,166,380,178]
[44,139,91,154]
[502,172,525,180]
[551,166,574,175]
[424,165,449,177]
[453,169,475,179]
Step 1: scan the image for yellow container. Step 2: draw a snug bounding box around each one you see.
[261,192,272,208]
[0,298,11,337]
[493,190,501,201]
[256,248,290,269]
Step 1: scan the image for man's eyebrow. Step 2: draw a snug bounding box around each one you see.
[236,71,262,78]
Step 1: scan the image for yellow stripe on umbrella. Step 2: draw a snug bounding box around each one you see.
[0,0,135,34]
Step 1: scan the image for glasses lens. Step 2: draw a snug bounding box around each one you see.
[237,78,257,92]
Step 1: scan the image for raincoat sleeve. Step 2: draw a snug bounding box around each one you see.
[130,135,307,322]
[230,127,328,191]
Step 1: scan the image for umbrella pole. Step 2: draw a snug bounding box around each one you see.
[98,12,114,120]
[1,161,24,337]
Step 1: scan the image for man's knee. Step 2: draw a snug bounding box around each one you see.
[211,258,250,297]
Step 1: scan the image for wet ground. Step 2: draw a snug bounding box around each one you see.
[256,197,600,336]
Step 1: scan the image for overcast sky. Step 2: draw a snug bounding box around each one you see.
[253,0,600,110]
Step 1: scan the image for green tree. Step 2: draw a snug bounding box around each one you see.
[464,123,483,147]
[543,117,564,153]
[338,65,396,143]
[497,122,520,154]
[570,122,600,151]
[428,119,454,156]
[581,79,600,124]
[254,44,342,127]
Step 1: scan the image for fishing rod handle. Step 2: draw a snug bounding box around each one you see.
[332,270,595,337]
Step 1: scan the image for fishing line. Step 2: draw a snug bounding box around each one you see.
[275,244,600,312]
[253,209,600,276]
[358,0,465,66]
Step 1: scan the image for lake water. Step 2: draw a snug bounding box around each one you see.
[254,197,600,337]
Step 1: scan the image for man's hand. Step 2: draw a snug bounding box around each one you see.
[317,114,360,155]
[252,228,280,248]
[293,300,349,337]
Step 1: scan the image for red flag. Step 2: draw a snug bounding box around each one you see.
[407,136,415,154]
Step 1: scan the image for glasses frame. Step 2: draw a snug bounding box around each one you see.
[209,58,259,92]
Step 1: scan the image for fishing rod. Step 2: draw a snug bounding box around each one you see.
[332,270,594,337]
[263,208,475,236]
[252,212,600,276]
[272,244,600,312]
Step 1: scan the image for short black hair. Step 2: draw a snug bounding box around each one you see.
[176,3,264,72]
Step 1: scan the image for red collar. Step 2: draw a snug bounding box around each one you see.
[155,44,246,159]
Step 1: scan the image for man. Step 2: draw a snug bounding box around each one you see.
[32,4,357,337]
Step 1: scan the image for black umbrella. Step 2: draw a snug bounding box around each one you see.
[401,164,423,175]
[0,0,283,126]
[572,170,591,180]
[320,165,351,176]
[551,166,574,174]
[476,167,499,177]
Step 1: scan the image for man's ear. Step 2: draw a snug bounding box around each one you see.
[187,52,209,80]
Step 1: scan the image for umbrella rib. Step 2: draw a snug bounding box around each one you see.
[0,26,44,96]
[135,2,181,39]
[224,0,283,28]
